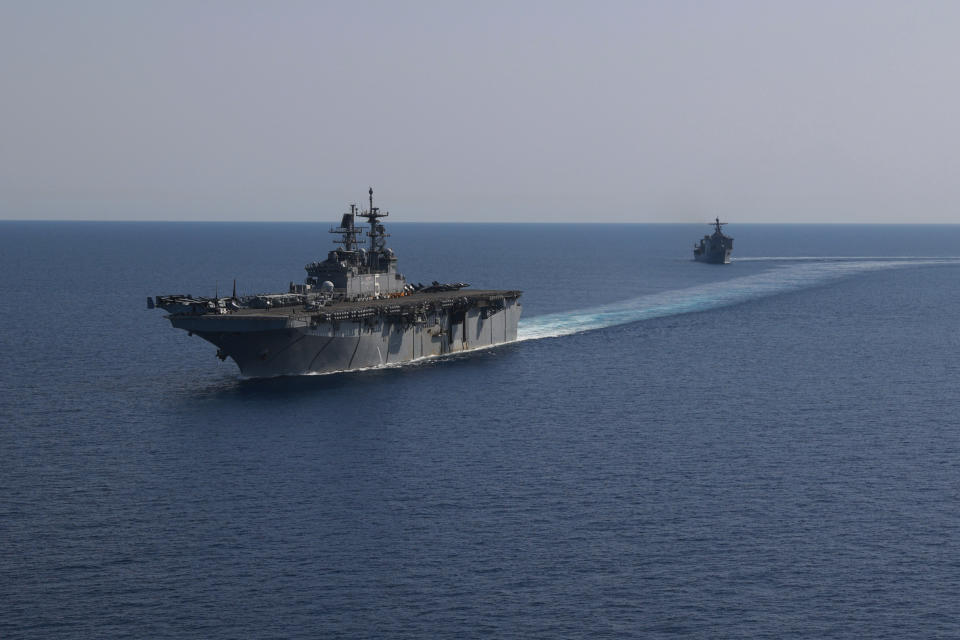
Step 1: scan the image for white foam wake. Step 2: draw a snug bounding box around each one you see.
[517,258,960,341]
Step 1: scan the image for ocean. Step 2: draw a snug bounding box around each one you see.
[2,221,960,638]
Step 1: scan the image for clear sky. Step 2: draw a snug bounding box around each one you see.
[2,1,959,222]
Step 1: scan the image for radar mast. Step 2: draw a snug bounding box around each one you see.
[360,187,390,255]
[330,203,366,255]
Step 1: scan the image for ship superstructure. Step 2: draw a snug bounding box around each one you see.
[150,189,522,377]
[693,217,734,264]
[300,188,406,299]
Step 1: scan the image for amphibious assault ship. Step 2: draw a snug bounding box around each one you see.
[150,189,522,377]
[693,217,734,264]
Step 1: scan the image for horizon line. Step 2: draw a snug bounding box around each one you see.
[2,219,959,226]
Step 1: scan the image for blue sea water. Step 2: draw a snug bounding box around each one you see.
[2,221,960,638]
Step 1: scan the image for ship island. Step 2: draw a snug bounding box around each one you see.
[150,189,523,377]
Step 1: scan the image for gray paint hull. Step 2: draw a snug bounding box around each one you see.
[172,298,521,377]
[694,246,732,264]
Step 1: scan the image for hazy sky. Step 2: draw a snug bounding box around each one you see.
[2,1,959,222]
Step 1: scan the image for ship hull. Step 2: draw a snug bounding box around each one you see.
[694,247,732,264]
[170,297,521,377]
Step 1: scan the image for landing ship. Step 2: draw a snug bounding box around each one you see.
[150,189,522,377]
[693,218,734,264]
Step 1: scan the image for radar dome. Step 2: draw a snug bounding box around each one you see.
[320,281,335,292]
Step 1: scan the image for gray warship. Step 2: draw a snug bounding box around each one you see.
[150,189,522,377]
[693,217,734,264]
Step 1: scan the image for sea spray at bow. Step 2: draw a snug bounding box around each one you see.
[517,258,960,341]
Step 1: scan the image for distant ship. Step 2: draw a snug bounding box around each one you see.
[693,218,734,264]
[150,189,522,377]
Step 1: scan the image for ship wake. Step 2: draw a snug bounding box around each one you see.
[518,257,960,341]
